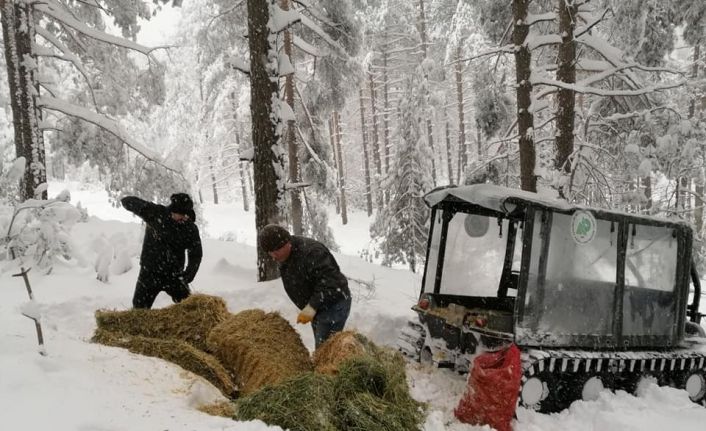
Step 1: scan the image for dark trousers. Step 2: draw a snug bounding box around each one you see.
[132,267,190,309]
[311,297,352,348]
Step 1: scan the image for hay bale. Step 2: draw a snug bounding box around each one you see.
[92,328,237,397]
[313,331,370,375]
[233,372,337,431]
[94,294,229,351]
[207,309,313,394]
[197,401,236,418]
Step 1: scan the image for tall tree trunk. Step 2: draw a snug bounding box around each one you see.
[691,45,703,232]
[418,0,436,187]
[555,0,577,198]
[333,111,348,225]
[1,0,47,200]
[512,0,536,192]
[382,48,391,175]
[455,45,466,183]
[208,155,219,204]
[232,93,250,212]
[358,88,373,216]
[643,176,652,213]
[280,0,303,235]
[369,70,383,209]
[235,133,250,212]
[247,0,284,281]
[328,116,340,214]
[445,114,454,184]
[689,44,701,119]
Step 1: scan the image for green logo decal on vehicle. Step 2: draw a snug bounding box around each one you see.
[571,210,597,244]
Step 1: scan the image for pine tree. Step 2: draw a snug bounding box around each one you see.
[372,72,432,272]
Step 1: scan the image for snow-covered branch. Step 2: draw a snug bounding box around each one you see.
[37,97,182,175]
[207,0,246,30]
[35,2,156,56]
[226,55,250,75]
[293,35,322,57]
[526,12,556,25]
[531,76,685,97]
[453,45,514,64]
[298,13,347,57]
[271,5,301,33]
[34,26,100,110]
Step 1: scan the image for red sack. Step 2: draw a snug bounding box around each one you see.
[454,344,522,431]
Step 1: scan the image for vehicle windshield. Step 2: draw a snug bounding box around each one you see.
[428,211,520,297]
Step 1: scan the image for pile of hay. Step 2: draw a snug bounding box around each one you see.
[92,328,237,397]
[232,334,425,431]
[94,294,229,351]
[234,373,338,431]
[334,353,423,430]
[313,331,371,375]
[207,309,313,394]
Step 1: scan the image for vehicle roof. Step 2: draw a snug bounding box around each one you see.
[424,184,690,227]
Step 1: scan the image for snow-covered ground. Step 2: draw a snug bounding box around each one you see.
[1,181,706,431]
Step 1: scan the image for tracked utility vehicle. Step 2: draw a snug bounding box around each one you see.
[398,184,706,412]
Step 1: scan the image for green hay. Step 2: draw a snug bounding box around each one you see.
[232,337,425,431]
[333,351,424,430]
[92,328,237,398]
[233,372,338,431]
[338,392,424,431]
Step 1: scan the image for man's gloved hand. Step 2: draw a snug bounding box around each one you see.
[297,305,316,324]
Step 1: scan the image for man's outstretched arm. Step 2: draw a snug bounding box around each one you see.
[121,196,162,223]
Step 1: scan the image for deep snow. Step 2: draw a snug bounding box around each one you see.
[1,180,705,431]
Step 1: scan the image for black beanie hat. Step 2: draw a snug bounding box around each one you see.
[259,224,291,252]
[168,193,195,220]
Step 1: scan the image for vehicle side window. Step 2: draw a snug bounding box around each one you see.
[519,211,617,342]
[622,224,677,337]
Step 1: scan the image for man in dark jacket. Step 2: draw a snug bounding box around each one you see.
[258,224,351,348]
[122,193,202,309]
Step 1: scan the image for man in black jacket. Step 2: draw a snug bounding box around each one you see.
[258,224,351,348]
[122,193,202,309]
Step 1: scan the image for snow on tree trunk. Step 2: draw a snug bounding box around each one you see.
[555,0,578,198]
[247,0,285,281]
[512,0,536,192]
[2,1,47,201]
[358,88,373,216]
